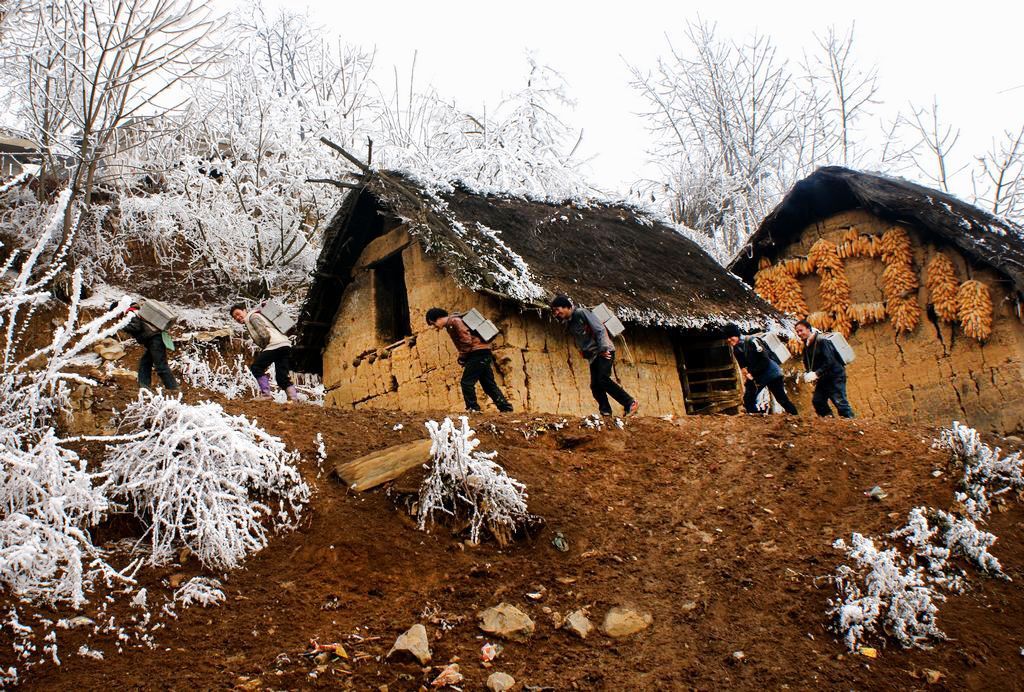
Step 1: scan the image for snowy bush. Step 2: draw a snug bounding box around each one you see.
[938,421,1024,519]
[830,533,945,650]
[0,190,132,608]
[418,417,529,545]
[101,392,310,570]
[174,577,225,608]
[176,341,256,400]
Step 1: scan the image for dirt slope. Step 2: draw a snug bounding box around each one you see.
[8,379,1024,691]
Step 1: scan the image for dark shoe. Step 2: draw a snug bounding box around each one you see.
[624,400,639,417]
[466,407,482,413]
[599,410,614,417]
[498,406,513,413]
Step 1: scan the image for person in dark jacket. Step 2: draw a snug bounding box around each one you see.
[231,303,300,402]
[724,323,798,415]
[112,301,179,391]
[794,319,855,418]
[550,295,638,417]
[427,307,513,413]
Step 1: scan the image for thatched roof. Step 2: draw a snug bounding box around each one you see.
[730,166,1024,288]
[294,170,779,372]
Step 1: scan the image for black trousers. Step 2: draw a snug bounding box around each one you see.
[812,377,855,418]
[589,353,633,414]
[138,335,178,390]
[460,351,512,412]
[743,375,798,415]
[250,346,293,390]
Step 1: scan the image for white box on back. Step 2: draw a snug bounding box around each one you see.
[821,332,855,364]
[755,332,791,364]
[138,299,177,331]
[259,299,295,335]
[461,308,499,342]
[591,303,625,338]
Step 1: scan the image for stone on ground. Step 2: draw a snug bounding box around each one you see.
[564,609,594,639]
[386,623,431,665]
[487,671,516,691]
[478,603,535,641]
[601,606,652,638]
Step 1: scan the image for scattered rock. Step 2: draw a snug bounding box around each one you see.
[866,486,887,501]
[730,651,746,663]
[564,609,594,639]
[679,601,699,614]
[551,532,569,552]
[93,338,126,361]
[487,671,516,692]
[431,663,463,687]
[923,668,944,684]
[601,606,652,638]
[480,642,501,662]
[479,603,535,641]
[168,573,187,588]
[388,624,432,665]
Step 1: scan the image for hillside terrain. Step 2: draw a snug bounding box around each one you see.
[7,374,1024,690]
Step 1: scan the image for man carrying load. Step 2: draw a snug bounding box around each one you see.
[724,323,798,415]
[426,307,514,413]
[549,294,638,418]
[794,319,855,418]
[230,303,300,403]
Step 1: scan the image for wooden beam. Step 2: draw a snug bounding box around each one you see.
[335,438,433,491]
[319,137,370,173]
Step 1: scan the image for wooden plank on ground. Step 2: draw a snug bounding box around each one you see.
[335,438,433,492]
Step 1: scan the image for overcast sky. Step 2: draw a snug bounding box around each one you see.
[260,0,1024,196]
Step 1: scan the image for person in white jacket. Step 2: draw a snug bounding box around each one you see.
[230,303,299,402]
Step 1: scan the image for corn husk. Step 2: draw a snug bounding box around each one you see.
[925,254,959,322]
[956,280,994,341]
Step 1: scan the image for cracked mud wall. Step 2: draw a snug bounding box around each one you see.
[778,210,1024,433]
[321,230,688,417]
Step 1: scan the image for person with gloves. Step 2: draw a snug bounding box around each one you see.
[550,294,638,417]
[724,323,798,415]
[230,303,300,403]
[794,319,854,418]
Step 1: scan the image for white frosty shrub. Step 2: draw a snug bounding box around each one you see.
[938,421,1024,519]
[101,391,310,570]
[418,416,529,545]
[830,533,945,650]
[0,189,132,609]
[176,341,256,400]
[174,577,225,608]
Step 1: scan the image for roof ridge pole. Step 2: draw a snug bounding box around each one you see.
[319,136,371,174]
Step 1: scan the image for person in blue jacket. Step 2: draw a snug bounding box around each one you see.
[794,319,855,418]
[724,323,798,415]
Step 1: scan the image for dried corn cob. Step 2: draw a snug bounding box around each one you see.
[956,280,994,341]
[925,253,959,322]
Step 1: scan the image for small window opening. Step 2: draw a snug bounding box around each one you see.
[373,253,411,344]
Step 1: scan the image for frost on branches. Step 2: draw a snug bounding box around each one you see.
[938,421,1024,519]
[0,190,131,609]
[174,576,225,608]
[101,392,310,570]
[418,417,530,545]
[830,533,944,650]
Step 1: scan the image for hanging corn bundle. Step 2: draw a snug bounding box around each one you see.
[808,239,843,272]
[782,257,804,276]
[879,226,919,333]
[772,268,809,318]
[831,309,853,337]
[787,337,804,357]
[837,229,861,259]
[925,253,959,322]
[819,267,852,313]
[886,295,920,333]
[847,302,887,325]
[798,257,813,275]
[807,311,833,331]
[956,280,994,341]
[754,265,780,305]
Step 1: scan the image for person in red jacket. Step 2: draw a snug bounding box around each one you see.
[427,307,513,413]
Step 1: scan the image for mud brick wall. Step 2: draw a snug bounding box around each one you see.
[322,227,689,417]
[778,210,1024,433]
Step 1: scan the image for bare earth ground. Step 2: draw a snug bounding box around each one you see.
[5,375,1024,691]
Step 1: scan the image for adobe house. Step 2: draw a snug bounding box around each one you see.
[293,170,779,416]
[730,166,1024,433]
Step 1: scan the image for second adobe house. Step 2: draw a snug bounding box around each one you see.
[292,170,781,417]
[730,166,1024,433]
